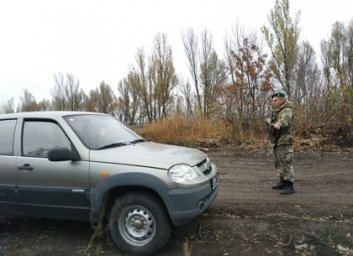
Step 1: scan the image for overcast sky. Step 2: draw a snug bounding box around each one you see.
[0,0,352,105]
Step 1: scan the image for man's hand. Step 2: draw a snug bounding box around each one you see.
[265,118,271,125]
[273,122,281,129]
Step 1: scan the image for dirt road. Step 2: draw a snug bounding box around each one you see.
[1,150,353,255]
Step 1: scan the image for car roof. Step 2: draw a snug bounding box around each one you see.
[0,111,108,119]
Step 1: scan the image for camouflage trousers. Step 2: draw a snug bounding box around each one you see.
[273,144,295,183]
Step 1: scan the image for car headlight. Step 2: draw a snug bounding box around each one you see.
[168,164,198,183]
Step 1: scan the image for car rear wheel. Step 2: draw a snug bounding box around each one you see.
[108,192,172,256]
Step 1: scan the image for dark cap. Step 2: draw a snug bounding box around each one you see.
[271,90,286,98]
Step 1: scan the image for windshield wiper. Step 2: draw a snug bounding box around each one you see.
[130,139,145,144]
[96,139,145,150]
[96,142,128,150]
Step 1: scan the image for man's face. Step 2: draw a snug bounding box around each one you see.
[272,96,285,108]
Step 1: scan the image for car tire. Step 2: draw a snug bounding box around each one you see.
[108,192,172,256]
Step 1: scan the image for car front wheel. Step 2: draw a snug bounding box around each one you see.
[108,192,172,256]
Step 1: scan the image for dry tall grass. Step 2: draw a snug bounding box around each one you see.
[133,108,353,151]
[134,113,266,149]
[135,114,229,146]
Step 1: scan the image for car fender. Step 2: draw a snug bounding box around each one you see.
[89,172,171,223]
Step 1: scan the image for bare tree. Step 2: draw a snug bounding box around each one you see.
[18,89,41,112]
[261,0,300,98]
[86,81,116,114]
[117,80,131,123]
[151,34,178,118]
[329,21,346,88]
[116,75,142,125]
[64,73,86,111]
[201,49,228,117]
[37,99,52,111]
[183,29,227,117]
[133,48,154,122]
[318,19,353,133]
[320,40,333,91]
[321,20,353,89]
[178,79,194,116]
[0,98,15,113]
[51,72,86,111]
[294,41,321,106]
[183,29,202,112]
[51,73,67,110]
[347,19,353,88]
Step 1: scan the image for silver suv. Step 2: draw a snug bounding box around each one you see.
[0,111,219,255]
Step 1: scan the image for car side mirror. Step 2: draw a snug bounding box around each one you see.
[48,147,80,162]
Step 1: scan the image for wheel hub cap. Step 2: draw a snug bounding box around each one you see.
[120,207,156,246]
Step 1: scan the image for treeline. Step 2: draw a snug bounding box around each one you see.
[1,0,353,145]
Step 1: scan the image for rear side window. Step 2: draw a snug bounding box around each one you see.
[0,119,17,155]
[22,121,71,158]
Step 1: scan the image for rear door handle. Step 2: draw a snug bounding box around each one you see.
[18,164,34,171]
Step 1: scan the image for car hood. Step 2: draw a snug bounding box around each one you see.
[89,141,206,169]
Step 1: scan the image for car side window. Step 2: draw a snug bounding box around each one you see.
[0,119,17,155]
[22,120,71,158]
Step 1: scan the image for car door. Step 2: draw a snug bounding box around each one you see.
[0,119,18,214]
[16,118,90,220]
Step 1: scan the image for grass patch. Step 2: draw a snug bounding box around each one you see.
[134,114,230,146]
[133,114,353,152]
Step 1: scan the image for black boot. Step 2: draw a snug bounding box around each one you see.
[272,178,285,190]
[280,181,295,195]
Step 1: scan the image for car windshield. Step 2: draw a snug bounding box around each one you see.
[64,114,144,150]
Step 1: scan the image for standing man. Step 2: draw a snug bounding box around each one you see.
[267,90,295,195]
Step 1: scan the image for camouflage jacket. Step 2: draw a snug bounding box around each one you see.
[270,100,294,146]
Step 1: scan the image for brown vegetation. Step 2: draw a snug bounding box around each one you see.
[135,114,233,147]
[135,111,353,152]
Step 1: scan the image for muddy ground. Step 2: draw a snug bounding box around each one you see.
[1,149,353,256]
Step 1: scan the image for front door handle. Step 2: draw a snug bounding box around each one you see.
[18,164,34,171]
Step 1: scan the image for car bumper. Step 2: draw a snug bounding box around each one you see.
[166,173,219,226]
